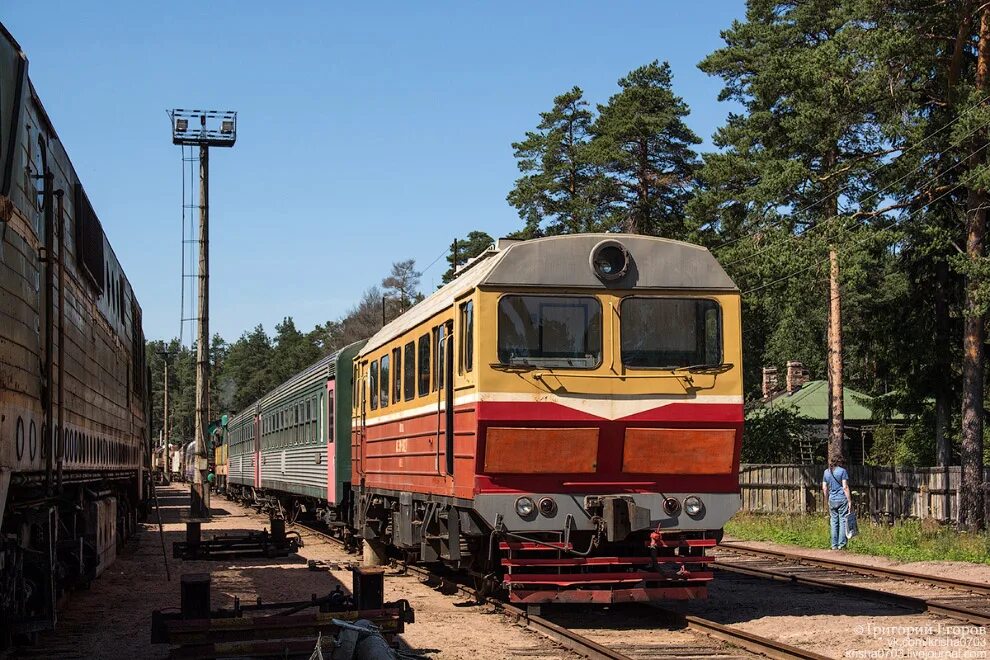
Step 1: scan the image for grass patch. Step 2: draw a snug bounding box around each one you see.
[725,513,990,564]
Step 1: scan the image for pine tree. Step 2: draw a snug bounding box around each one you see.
[507,87,609,236]
[592,61,700,237]
[697,1,900,463]
[442,230,494,283]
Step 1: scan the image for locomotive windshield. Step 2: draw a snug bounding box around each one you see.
[620,297,722,369]
[497,295,602,368]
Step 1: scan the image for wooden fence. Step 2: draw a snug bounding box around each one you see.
[739,464,990,522]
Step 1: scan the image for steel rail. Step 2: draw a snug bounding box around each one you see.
[720,542,990,595]
[716,557,990,627]
[291,522,632,659]
[651,606,831,660]
[294,520,838,660]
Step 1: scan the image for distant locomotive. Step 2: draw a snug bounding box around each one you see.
[0,24,149,642]
[224,233,743,604]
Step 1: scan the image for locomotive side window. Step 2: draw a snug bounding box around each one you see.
[497,295,602,368]
[431,327,441,391]
[460,301,474,373]
[417,334,431,397]
[380,354,390,408]
[403,342,415,401]
[369,360,379,410]
[620,297,722,369]
[392,348,402,404]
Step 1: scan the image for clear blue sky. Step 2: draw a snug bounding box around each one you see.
[5,2,744,343]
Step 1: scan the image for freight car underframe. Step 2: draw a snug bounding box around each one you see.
[0,472,142,646]
[356,486,728,604]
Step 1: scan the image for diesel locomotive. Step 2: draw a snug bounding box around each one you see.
[224,233,743,604]
[0,23,150,642]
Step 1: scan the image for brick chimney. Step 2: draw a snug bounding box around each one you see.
[786,361,808,394]
[761,366,779,399]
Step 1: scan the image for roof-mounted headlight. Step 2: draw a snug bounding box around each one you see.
[590,240,630,282]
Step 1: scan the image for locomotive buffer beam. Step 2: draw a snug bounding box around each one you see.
[151,571,414,658]
[172,518,301,560]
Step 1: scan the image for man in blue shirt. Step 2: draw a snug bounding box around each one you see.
[822,460,852,550]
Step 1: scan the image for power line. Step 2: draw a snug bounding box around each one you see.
[741,144,990,295]
[724,116,990,271]
[713,91,990,254]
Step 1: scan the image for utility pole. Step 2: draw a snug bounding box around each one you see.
[159,350,172,449]
[170,109,237,519]
[194,140,210,517]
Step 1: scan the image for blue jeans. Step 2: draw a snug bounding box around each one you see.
[829,499,849,549]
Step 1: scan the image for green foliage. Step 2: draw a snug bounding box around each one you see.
[441,230,494,284]
[727,512,990,564]
[742,407,808,463]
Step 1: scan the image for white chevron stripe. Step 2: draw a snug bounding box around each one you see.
[355,392,742,427]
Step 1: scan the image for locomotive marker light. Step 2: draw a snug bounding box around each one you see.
[168,108,237,519]
[538,497,557,517]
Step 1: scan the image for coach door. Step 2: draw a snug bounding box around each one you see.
[357,361,367,481]
[253,410,261,489]
[326,379,336,503]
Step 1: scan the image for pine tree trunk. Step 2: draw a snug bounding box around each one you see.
[960,5,989,532]
[935,259,951,467]
[828,247,845,464]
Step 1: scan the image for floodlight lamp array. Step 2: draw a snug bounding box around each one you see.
[169,109,237,147]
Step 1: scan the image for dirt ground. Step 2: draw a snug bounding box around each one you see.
[8,484,570,660]
[9,488,987,660]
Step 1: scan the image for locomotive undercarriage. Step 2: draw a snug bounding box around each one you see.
[357,487,720,604]
[0,477,139,648]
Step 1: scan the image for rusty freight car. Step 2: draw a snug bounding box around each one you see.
[0,23,149,644]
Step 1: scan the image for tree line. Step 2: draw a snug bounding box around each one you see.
[495,0,990,530]
[146,260,425,441]
[147,0,990,530]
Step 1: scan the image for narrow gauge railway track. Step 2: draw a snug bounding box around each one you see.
[291,521,829,660]
[717,542,990,626]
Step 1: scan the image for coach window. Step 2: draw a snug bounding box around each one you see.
[619,297,722,369]
[403,342,415,401]
[369,360,379,410]
[460,301,474,373]
[392,347,402,404]
[380,354,390,408]
[417,334,431,397]
[497,295,602,368]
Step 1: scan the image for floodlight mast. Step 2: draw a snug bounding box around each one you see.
[168,109,236,519]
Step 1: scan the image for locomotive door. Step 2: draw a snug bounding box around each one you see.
[443,320,454,476]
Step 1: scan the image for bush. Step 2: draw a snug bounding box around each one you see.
[742,407,808,463]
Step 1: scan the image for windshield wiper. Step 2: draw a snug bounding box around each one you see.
[661,363,734,374]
